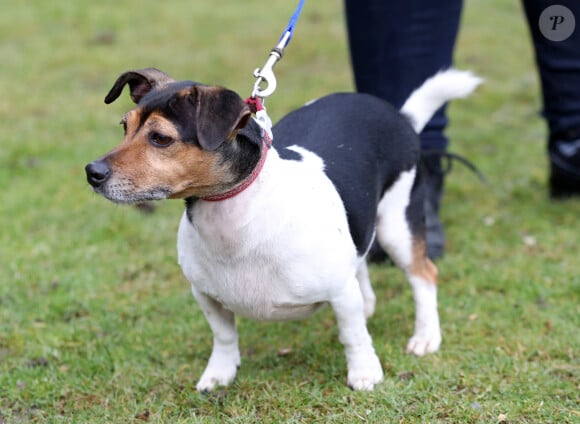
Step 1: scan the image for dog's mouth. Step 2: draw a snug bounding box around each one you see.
[86,159,173,204]
[91,180,171,204]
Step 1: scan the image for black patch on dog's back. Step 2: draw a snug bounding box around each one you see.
[273,93,420,255]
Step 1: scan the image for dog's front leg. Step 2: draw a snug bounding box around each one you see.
[192,288,240,392]
[330,276,384,390]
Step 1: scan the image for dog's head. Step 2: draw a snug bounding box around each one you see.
[85,68,261,203]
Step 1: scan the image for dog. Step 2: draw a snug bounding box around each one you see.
[85,67,480,391]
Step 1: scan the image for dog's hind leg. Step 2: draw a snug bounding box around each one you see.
[192,288,241,392]
[330,275,384,390]
[404,238,440,356]
[375,167,441,356]
[356,261,376,319]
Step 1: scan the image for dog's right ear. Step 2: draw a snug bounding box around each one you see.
[104,68,175,104]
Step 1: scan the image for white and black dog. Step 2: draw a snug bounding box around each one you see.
[86,68,480,391]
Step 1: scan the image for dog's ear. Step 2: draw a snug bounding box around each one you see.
[191,86,252,151]
[104,68,175,104]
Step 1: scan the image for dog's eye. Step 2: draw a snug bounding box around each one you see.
[149,132,174,147]
[120,119,127,135]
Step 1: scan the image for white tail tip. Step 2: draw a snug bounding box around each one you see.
[401,69,483,133]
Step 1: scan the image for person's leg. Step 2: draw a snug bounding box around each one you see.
[522,0,580,197]
[344,0,463,258]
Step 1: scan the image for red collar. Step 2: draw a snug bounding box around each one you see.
[201,132,271,202]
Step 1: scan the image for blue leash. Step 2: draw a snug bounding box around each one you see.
[251,0,305,99]
[279,0,305,46]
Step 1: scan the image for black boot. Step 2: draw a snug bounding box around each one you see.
[422,154,446,259]
[548,128,580,199]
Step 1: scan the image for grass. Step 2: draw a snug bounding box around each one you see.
[1,0,578,422]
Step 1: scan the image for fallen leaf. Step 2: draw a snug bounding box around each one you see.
[522,234,537,247]
[135,410,150,421]
[277,348,293,356]
[398,372,414,381]
[483,216,495,226]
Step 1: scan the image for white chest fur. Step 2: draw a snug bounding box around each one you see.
[177,148,359,321]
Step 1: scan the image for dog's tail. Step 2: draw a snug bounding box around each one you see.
[401,69,483,134]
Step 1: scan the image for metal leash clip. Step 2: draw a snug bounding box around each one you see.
[251,31,291,99]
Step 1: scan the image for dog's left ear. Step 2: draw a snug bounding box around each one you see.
[104,68,175,104]
[191,86,252,151]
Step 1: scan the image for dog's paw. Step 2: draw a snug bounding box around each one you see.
[196,349,241,392]
[347,355,384,391]
[347,368,384,391]
[196,363,238,392]
[406,329,441,356]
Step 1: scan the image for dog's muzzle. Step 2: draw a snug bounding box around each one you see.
[85,159,111,188]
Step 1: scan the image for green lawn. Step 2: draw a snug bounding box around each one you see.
[1,0,578,422]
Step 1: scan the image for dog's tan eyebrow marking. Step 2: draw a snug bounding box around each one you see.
[124,108,150,135]
[120,110,144,136]
[143,113,182,138]
[145,118,159,128]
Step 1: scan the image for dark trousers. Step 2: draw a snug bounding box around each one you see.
[523,0,580,136]
[344,0,580,147]
[344,0,462,151]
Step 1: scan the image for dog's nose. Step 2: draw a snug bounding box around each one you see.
[85,160,111,188]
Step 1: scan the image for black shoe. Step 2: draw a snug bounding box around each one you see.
[422,151,489,259]
[422,154,446,260]
[548,128,580,199]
